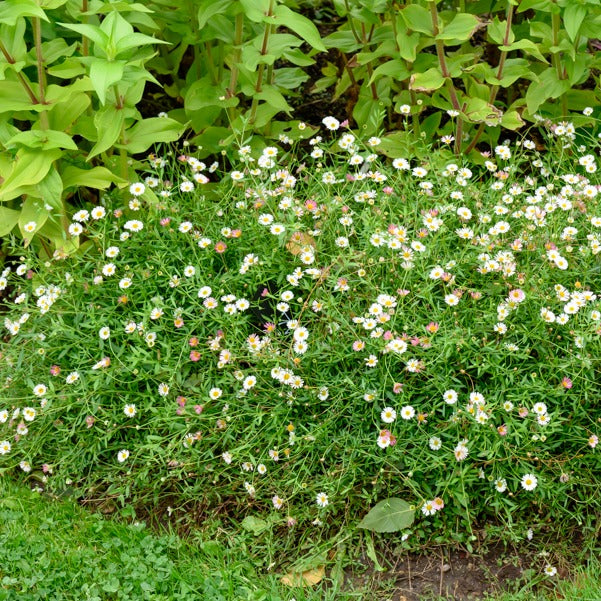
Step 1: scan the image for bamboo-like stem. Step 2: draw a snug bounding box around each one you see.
[344,0,362,44]
[82,0,89,56]
[226,13,244,99]
[0,40,40,104]
[428,1,461,112]
[551,4,568,115]
[249,0,274,125]
[464,3,515,154]
[33,17,49,129]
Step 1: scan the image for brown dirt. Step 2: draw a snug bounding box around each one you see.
[345,543,534,600]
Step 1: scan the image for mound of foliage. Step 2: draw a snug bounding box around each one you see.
[1,120,600,547]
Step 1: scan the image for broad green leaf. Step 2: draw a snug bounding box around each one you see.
[322,30,362,52]
[241,516,270,536]
[47,58,87,79]
[357,498,415,533]
[500,39,548,63]
[517,0,552,12]
[88,105,125,159]
[409,67,445,92]
[100,11,134,47]
[89,59,126,105]
[40,0,69,8]
[462,97,502,124]
[18,197,49,243]
[0,81,46,113]
[28,38,77,66]
[6,130,77,151]
[378,131,414,158]
[254,87,292,113]
[58,22,109,50]
[501,110,525,130]
[115,32,169,56]
[272,5,327,52]
[0,207,20,236]
[198,0,232,29]
[563,4,587,42]
[368,60,411,86]
[525,68,571,114]
[1,18,27,64]
[185,78,238,111]
[119,117,185,154]
[48,92,90,132]
[239,0,271,22]
[395,27,420,62]
[0,149,62,201]
[35,167,63,213]
[273,67,310,90]
[0,0,48,26]
[353,95,386,135]
[62,166,126,190]
[400,4,434,36]
[438,13,480,42]
[487,16,514,46]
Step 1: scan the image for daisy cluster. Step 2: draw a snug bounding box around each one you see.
[0,117,600,540]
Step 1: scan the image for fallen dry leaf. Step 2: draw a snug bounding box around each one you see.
[280,566,325,587]
[286,231,316,256]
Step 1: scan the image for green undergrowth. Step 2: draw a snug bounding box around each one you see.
[1,480,600,601]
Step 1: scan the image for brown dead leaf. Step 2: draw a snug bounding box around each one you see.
[280,566,325,587]
[286,231,316,256]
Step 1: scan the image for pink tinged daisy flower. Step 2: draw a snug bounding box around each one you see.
[272,495,284,509]
[588,434,599,448]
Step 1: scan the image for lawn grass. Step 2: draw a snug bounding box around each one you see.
[1,479,600,600]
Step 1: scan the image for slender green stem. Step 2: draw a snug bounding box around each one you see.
[0,40,40,104]
[33,17,49,130]
[428,1,461,112]
[82,0,89,56]
[551,4,568,115]
[249,0,274,125]
[344,0,362,44]
[464,3,515,155]
[227,13,244,99]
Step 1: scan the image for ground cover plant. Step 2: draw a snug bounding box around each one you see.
[2,480,601,600]
[1,117,601,583]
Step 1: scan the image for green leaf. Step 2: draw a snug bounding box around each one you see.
[409,67,445,92]
[368,60,411,86]
[89,59,126,105]
[395,27,420,62]
[0,207,20,236]
[563,4,587,42]
[525,67,571,114]
[487,16,514,46]
[48,92,90,132]
[364,535,385,572]
[0,0,48,26]
[5,130,77,151]
[62,166,125,190]
[87,105,125,159]
[272,5,327,52]
[115,32,169,56]
[500,109,525,130]
[400,5,433,36]
[500,39,548,63]
[438,13,480,42]
[18,197,49,243]
[357,498,415,533]
[517,0,552,12]
[239,0,271,22]
[119,117,185,154]
[241,516,271,536]
[254,87,292,114]
[58,22,109,50]
[0,81,45,113]
[198,0,232,29]
[0,149,62,201]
